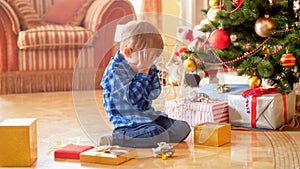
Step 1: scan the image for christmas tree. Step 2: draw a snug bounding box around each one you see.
[184,0,300,93]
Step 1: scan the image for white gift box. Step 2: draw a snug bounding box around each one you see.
[165,99,229,126]
[228,91,295,129]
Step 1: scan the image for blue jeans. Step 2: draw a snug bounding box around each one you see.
[112,116,191,148]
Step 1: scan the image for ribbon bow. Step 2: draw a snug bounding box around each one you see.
[241,87,288,128]
[242,87,278,98]
[189,91,210,102]
[242,87,279,115]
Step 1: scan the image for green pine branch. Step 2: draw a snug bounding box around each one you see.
[185,0,300,93]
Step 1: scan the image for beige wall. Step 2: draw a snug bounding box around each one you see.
[162,0,180,16]
[162,0,181,39]
[161,0,209,37]
[127,1,209,47]
[163,0,209,24]
[161,0,209,48]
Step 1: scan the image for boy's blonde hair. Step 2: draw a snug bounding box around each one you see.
[120,20,164,52]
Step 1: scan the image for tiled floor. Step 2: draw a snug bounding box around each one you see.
[0,90,299,169]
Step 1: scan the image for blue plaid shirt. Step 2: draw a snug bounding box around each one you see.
[101,51,167,129]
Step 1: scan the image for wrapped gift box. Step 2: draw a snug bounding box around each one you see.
[54,144,94,159]
[197,84,250,99]
[165,99,229,126]
[228,91,296,129]
[0,118,37,167]
[194,123,231,146]
[80,147,136,165]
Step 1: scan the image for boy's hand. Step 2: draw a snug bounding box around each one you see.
[136,49,161,72]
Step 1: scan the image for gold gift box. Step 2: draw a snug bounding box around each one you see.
[0,118,37,167]
[80,147,137,165]
[194,122,231,146]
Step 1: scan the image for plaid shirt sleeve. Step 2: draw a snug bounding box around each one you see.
[129,65,161,111]
[148,65,161,100]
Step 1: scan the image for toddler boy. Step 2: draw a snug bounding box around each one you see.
[100,20,191,148]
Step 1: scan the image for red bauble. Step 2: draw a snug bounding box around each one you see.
[280,53,296,68]
[233,0,243,7]
[208,28,231,50]
[174,47,188,57]
[179,47,188,53]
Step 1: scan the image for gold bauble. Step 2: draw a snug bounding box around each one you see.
[254,15,275,37]
[248,75,262,89]
[209,0,219,7]
[269,0,284,6]
[207,6,221,21]
[183,58,197,72]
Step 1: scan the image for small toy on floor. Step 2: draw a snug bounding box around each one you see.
[152,142,175,160]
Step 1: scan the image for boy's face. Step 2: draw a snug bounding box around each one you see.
[124,48,162,71]
[125,49,139,66]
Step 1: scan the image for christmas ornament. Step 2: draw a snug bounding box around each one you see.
[208,28,231,50]
[184,73,201,87]
[158,71,167,86]
[179,47,188,53]
[168,76,179,86]
[189,91,210,102]
[262,45,271,55]
[269,0,284,6]
[248,75,262,88]
[230,34,237,42]
[209,0,219,7]
[243,43,253,51]
[183,58,197,72]
[233,0,243,7]
[198,18,210,30]
[254,14,275,37]
[174,47,188,57]
[280,53,296,67]
[207,6,221,21]
[217,84,230,93]
[185,30,194,42]
[271,45,283,54]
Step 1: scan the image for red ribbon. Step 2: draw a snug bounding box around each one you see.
[251,96,257,128]
[283,94,287,124]
[242,87,278,116]
[242,87,288,128]
[242,87,278,98]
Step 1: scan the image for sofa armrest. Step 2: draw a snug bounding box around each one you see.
[83,0,136,32]
[0,0,20,34]
[0,0,20,72]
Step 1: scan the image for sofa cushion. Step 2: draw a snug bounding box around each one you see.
[43,0,94,26]
[18,48,95,71]
[8,0,43,29]
[18,25,93,50]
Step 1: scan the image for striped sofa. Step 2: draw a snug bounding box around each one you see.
[0,0,136,94]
